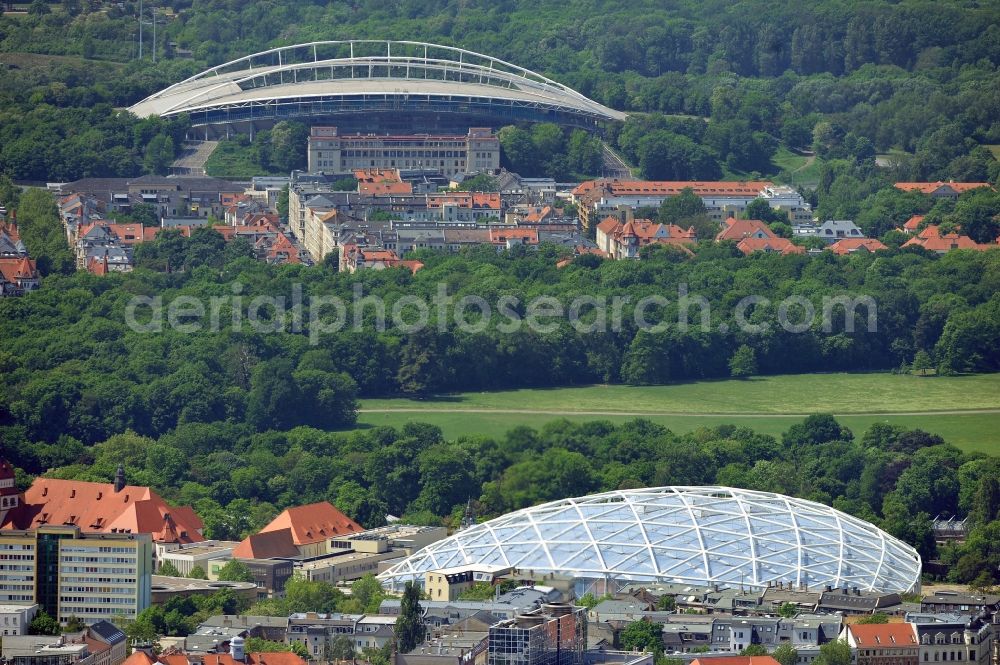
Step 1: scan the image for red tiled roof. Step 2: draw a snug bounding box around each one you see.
[360,181,413,195]
[2,478,204,544]
[716,218,776,242]
[202,654,306,665]
[596,216,621,235]
[691,657,782,665]
[425,192,502,210]
[489,228,539,245]
[0,257,38,282]
[736,237,806,256]
[574,179,773,200]
[84,637,110,655]
[78,223,147,245]
[894,182,991,195]
[828,238,888,255]
[0,221,19,242]
[257,502,362,545]
[522,206,554,223]
[398,260,424,274]
[847,623,917,648]
[901,225,991,252]
[122,652,157,665]
[87,255,110,276]
[903,215,924,232]
[157,654,190,665]
[232,528,300,560]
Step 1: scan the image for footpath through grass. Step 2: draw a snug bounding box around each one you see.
[358,373,1000,454]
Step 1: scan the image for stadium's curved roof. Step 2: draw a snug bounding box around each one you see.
[378,487,922,594]
[129,41,626,128]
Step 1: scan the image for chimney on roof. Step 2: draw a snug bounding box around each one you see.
[230,636,245,662]
[114,464,126,493]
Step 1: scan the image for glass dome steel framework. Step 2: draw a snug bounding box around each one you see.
[378,487,922,594]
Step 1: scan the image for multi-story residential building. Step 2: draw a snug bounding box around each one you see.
[595,215,696,259]
[571,180,775,230]
[0,257,40,296]
[908,613,993,665]
[380,588,552,624]
[287,612,363,658]
[818,587,904,616]
[843,623,919,665]
[488,604,586,665]
[356,616,398,651]
[0,221,40,296]
[397,630,490,665]
[920,593,1000,617]
[57,176,243,221]
[308,127,500,178]
[0,526,151,624]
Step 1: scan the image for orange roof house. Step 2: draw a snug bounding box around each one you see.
[902,225,990,253]
[258,502,361,544]
[398,260,424,275]
[489,227,539,248]
[122,652,157,665]
[77,222,147,246]
[736,237,805,256]
[341,244,404,273]
[691,657,782,665]
[233,502,362,559]
[249,502,362,556]
[894,181,991,197]
[355,170,413,196]
[716,217,776,242]
[0,468,204,544]
[126,651,306,665]
[596,216,696,259]
[828,238,888,255]
[572,179,773,200]
[203,654,307,665]
[845,623,918,649]
[902,215,924,234]
[232,528,301,560]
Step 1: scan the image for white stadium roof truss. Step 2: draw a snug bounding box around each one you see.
[378,487,921,594]
[129,40,626,124]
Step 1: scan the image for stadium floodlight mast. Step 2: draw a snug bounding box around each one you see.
[377,486,923,596]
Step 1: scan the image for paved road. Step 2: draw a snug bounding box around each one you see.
[170,140,218,176]
[360,407,1000,417]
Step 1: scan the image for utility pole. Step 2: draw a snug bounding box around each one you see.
[151,6,156,64]
[138,0,143,60]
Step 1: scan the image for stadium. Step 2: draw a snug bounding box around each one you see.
[128,40,626,138]
[378,487,922,595]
